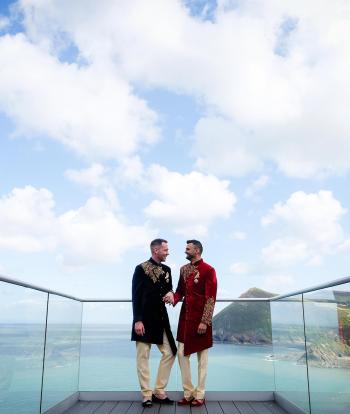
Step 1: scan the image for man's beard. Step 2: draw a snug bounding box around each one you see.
[186,254,193,261]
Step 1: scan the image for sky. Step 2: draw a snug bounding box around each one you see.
[1,0,350,306]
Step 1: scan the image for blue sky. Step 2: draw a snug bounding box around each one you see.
[1,0,350,304]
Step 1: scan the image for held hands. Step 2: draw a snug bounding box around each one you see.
[134,321,145,336]
[163,291,174,305]
[197,322,207,335]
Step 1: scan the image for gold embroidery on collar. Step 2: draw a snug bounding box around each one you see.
[141,261,165,283]
[181,263,200,281]
[201,296,215,325]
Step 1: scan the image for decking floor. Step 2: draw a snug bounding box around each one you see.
[63,400,288,414]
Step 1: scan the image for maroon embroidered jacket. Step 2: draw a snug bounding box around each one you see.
[173,259,217,356]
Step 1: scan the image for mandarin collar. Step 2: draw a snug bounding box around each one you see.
[192,258,203,267]
[149,257,162,266]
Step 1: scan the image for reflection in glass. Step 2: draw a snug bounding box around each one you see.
[270,295,310,413]
[79,302,181,391]
[0,282,47,414]
[79,301,274,392]
[304,287,350,414]
[41,294,82,413]
[211,301,274,391]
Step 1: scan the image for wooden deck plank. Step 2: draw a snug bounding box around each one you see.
[146,401,161,414]
[94,401,120,414]
[205,401,223,414]
[64,401,90,414]
[191,403,207,414]
[174,402,191,414]
[125,401,145,414]
[110,401,133,414]
[218,401,240,414]
[62,400,289,414]
[262,402,288,414]
[248,402,272,414]
[81,401,105,414]
[159,402,176,414]
[233,402,255,414]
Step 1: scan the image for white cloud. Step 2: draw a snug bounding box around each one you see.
[230,231,247,240]
[115,155,145,186]
[338,239,350,253]
[64,161,237,240]
[230,262,250,274]
[1,1,350,176]
[261,191,346,267]
[65,163,119,209]
[194,117,262,177]
[0,186,154,265]
[58,197,154,265]
[65,163,107,189]
[262,191,346,245]
[0,16,10,31]
[217,287,231,299]
[144,165,236,236]
[0,33,159,160]
[0,186,57,252]
[261,238,309,267]
[65,161,236,239]
[245,175,270,198]
[261,274,295,295]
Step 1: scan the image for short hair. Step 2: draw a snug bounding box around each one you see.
[187,239,203,254]
[150,238,168,250]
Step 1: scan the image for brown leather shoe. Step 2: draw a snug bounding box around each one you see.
[178,397,194,406]
[191,399,205,407]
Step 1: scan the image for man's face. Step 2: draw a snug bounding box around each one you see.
[154,242,169,262]
[185,243,197,260]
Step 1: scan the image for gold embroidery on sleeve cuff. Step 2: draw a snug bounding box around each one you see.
[201,296,215,325]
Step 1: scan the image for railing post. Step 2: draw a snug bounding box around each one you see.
[301,293,312,414]
[39,293,50,414]
[77,301,84,394]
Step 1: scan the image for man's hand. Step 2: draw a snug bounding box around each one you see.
[163,291,174,305]
[197,322,207,335]
[134,321,145,336]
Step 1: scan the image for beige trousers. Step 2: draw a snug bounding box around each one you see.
[136,331,175,398]
[177,342,208,400]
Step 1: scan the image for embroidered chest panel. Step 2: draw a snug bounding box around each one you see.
[141,261,169,284]
[181,263,200,283]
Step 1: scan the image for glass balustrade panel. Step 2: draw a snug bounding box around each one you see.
[40,294,82,413]
[270,295,310,413]
[210,301,274,391]
[79,302,181,391]
[79,300,274,392]
[0,281,47,414]
[304,285,350,414]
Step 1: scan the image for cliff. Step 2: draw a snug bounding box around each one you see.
[212,287,277,345]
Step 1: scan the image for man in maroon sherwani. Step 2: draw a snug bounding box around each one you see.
[164,240,217,407]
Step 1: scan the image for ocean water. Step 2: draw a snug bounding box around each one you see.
[79,333,275,391]
[0,324,349,414]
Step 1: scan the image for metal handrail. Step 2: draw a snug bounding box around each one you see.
[1,273,350,302]
[0,274,80,301]
[270,275,350,301]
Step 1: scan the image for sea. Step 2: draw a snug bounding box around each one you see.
[0,324,349,414]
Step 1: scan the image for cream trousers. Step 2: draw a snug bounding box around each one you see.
[177,342,208,400]
[136,331,175,398]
